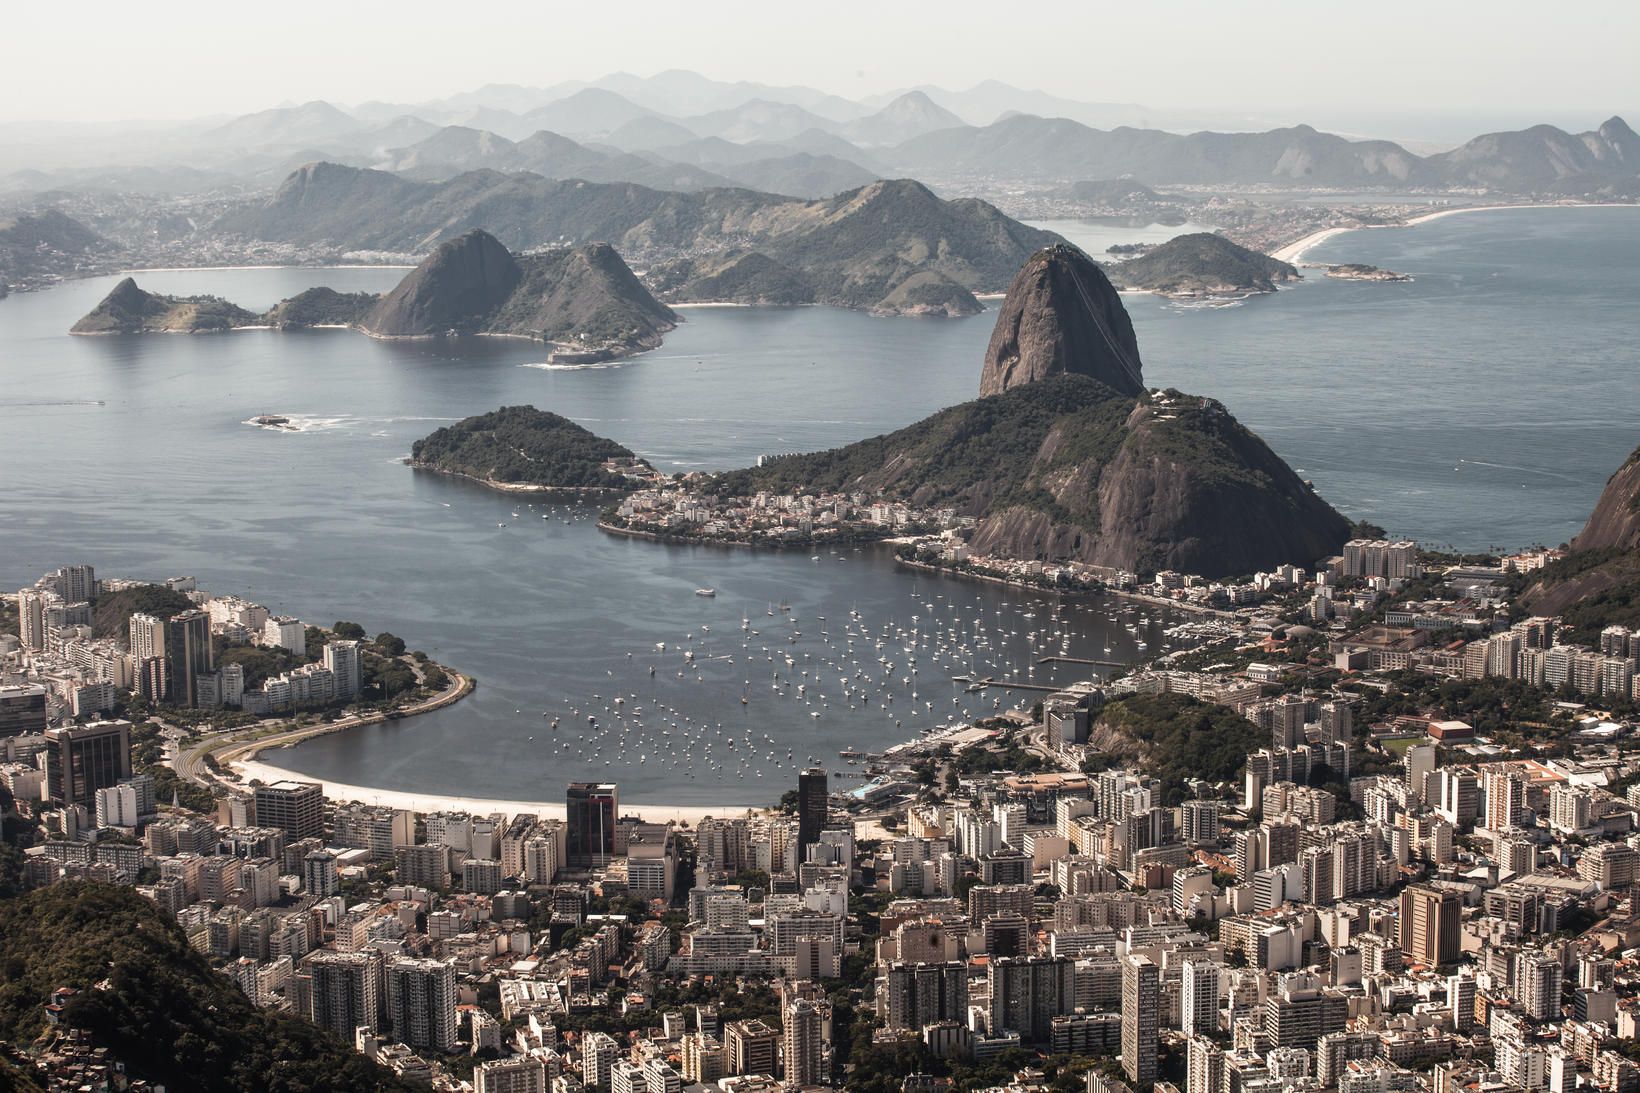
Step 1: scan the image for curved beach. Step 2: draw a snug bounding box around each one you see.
[1271,201,1640,263]
[230,757,749,825]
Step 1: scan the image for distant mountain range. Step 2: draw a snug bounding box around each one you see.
[215,165,1058,314]
[5,69,1635,200]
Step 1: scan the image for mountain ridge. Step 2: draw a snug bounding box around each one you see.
[215,164,1059,314]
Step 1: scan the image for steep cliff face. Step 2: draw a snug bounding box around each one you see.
[966,393,1351,575]
[1522,444,1640,627]
[364,229,523,336]
[1570,447,1640,553]
[978,244,1144,398]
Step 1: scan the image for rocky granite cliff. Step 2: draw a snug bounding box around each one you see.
[714,246,1349,577]
[71,230,675,359]
[979,244,1144,397]
[1522,444,1640,635]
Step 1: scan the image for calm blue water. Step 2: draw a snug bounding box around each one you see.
[1,207,1635,803]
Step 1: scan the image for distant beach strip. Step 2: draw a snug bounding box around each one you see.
[1271,201,1640,264]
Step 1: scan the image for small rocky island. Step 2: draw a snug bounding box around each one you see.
[71,230,677,362]
[409,405,658,493]
[1325,262,1412,282]
[1104,232,1300,297]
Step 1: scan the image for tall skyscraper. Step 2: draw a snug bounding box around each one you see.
[1400,884,1462,967]
[386,956,459,1053]
[165,609,213,707]
[566,782,618,869]
[44,721,132,809]
[797,767,828,857]
[782,999,824,1086]
[1122,954,1160,1086]
[307,950,381,1039]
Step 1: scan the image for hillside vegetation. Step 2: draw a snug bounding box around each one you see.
[1089,692,1266,802]
[91,585,196,640]
[0,884,412,1093]
[411,405,646,489]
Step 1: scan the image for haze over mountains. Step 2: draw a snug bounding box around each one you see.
[3,70,1637,202]
[214,165,1057,314]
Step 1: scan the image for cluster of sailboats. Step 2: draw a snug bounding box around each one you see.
[517,567,1185,786]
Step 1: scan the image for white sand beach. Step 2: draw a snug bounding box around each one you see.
[1272,202,1640,264]
[231,757,758,826]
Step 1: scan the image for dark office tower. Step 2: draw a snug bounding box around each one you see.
[164,609,214,707]
[798,768,828,855]
[45,721,132,809]
[567,782,618,868]
[254,780,326,840]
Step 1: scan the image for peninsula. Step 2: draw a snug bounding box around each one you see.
[408,405,658,492]
[602,244,1350,578]
[71,230,676,362]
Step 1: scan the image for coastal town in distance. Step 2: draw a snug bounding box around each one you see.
[8,6,1640,1093]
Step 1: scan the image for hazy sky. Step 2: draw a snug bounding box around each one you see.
[8,0,1638,125]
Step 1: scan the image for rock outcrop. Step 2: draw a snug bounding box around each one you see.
[71,230,676,359]
[1523,444,1640,627]
[716,246,1350,578]
[979,244,1144,398]
[364,229,523,336]
[70,277,260,333]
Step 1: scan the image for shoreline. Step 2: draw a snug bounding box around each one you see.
[409,462,639,497]
[119,263,416,273]
[229,758,752,825]
[1270,201,1640,263]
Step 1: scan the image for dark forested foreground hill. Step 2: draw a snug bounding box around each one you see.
[0,884,414,1093]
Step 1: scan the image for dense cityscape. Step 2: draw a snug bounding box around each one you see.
[6,529,1640,1093]
[6,7,1640,1092]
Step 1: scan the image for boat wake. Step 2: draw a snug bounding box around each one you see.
[520,361,625,372]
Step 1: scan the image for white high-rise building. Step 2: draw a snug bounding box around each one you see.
[1181,959,1222,1039]
[324,639,363,700]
